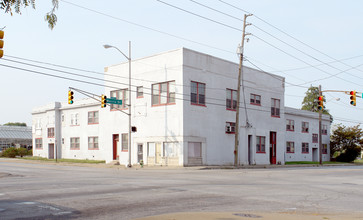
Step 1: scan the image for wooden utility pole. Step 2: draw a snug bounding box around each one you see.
[318,85,323,165]
[234,14,252,167]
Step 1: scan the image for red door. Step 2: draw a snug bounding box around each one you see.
[113,134,119,160]
[270,132,276,164]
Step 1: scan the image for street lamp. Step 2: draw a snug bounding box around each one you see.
[104,41,132,168]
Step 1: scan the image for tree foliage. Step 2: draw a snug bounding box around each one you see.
[0,0,58,29]
[301,86,333,121]
[3,122,27,126]
[330,124,363,162]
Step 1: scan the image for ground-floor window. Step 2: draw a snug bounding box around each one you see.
[302,142,309,153]
[35,138,42,149]
[322,144,328,154]
[70,137,80,150]
[188,142,202,158]
[286,141,295,153]
[88,137,99,150]
[164,142,179,157]
[121,133,128,151]
[256,136,266,153]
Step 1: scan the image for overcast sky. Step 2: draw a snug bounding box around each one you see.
[1,0,362,127]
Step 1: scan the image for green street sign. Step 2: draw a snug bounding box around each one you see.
[106,98,123,105]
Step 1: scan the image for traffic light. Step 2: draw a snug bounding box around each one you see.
[0,30,4,58]
[350,90,356,106]
[101,95,107,108]
[68,90,74,104]
[318,96,324,110]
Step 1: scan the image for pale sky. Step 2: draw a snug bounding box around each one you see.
[1,0,362,127]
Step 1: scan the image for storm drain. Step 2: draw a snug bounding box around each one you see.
[233,213,262,218]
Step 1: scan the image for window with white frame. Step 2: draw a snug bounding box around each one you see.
[88,136,99,150]
[137,86,143,98]
[286,141,295,153]
[164,142,179,157]
[302,142,309,153]
[70,137,80,150]
[35,138,42,149]
[322,124,328,135]
[250,94,261,105]
[312,134,318,143]
[271,98,280,117]
[225,122,236,134]
[152,81,175,106]
[226,89,237,110]
[286,119,294,131]
[302,122,309,133]
[122,133,128,151]
[322,144,328,154]
[191,81,206,105]
[256,136,266,153]
[70,113,79,126]
[88,111,99,124]
[47,127,54,138]
[110,89,128,110]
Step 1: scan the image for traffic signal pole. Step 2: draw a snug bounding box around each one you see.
[318,85,323,165]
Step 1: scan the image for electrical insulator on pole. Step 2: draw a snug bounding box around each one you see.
[318,96,324,110]
[350,91,356,106]
[68,90,74,104]
[101,95,107,108]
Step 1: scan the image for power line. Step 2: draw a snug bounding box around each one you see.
[59,0,233,55]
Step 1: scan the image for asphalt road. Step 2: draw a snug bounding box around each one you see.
[1,158,363,220]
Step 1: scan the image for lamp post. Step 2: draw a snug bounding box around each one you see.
[104,41,132,168]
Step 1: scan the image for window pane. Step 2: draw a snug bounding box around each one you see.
[160,83,167,104]
[199,83,205,95]
[199,94,205,104]
[152,84,159,105]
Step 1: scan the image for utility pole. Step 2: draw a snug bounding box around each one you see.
[318,85,323,165]
[234,14,252,167]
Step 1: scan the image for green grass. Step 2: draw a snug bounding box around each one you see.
[20,156,105,164]
[354,159,363,164]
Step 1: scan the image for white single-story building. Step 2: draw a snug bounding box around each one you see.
[32,48,331,166]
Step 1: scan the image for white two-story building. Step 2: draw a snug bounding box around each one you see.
[32,48,331,166]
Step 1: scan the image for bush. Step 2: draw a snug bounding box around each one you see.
[3,147,18,158]
[336,145,361,162]
[27,149,32,156]
[17,148,28,157]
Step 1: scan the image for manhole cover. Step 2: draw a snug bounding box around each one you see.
[233,213,262,218]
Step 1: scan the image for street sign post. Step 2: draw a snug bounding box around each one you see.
[106,97,123,105]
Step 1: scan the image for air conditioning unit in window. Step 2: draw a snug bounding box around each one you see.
[226,126,235,133]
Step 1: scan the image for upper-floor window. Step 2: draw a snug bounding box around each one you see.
[35,138,42,149]
[110,89,128,110]
[302,142,309,153]
[286,142,295,153]
[47,127,54,138]
[302,122,309,133]
[312,134,318,143]
[322,124,328,135]
[225,122,236,134]
[70,137,80,150]
[88,111,99,124]
[226,89,237,110]
[286,119,294,131]
[271,98,280,117]
[256,136,266,153]
[191,81,206,106]
[88,136,99,150]
[322,144,328,154]
[250,94,261,105]
[137,86,143,98]
[152,81,175,106]
[71,113,79,126]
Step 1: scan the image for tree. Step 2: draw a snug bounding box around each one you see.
[301,86,333,121]
[330,124,363,162]
[0,0,58,29]
[3,122,27,126]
